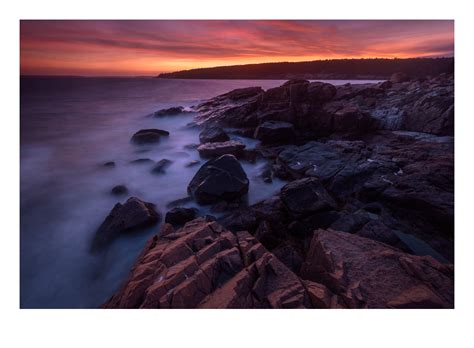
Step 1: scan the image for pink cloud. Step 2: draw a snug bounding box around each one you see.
[20,20,454,76]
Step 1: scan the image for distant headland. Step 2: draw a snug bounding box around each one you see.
[157,57,454,80]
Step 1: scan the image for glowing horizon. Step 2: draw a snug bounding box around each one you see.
[20,20,454,76]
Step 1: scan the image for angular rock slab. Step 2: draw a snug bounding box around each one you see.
[103,219,322,308]
[301,229,454,308]
[92,197,160,249]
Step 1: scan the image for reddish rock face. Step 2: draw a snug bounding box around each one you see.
[103,219,454,309]
[301,229,454,308]
[103,218,320,308]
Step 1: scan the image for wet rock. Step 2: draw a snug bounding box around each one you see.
[92,197,160,249]
[103,219,316,308]
[280,178,337,217]
[300,229,454,308]
[131,129,170,144]
[199,127,230,144]
[151,159,173,174]
[197,140,246,158]
[165,207,199,226]
[154,106,189,117]
[277,141,348,180]
[188,154,249,204]
[254,121,296,144]
[111,185,128,195]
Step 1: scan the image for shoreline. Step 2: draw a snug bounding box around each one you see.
[37,74,454,308]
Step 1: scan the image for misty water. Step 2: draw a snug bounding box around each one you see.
[20,77,381,308]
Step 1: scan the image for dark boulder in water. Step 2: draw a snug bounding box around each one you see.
[165,207,199,226]
[111,185,128,195]
[151,159,173,174]
[254,120,296,144]
[103,161,116,167]
[199,126,230,144]
[188,154,249,204]
[92,197,160,249]
[131,129,169,144]
[153,106,189,117]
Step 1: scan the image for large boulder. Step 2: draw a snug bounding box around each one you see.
[280,178,337,217]
[197,140,246,158]
[103,219,320,308]
[254,121,296,144]
[188,154,249,204]
[92,197,160,249]
[131,129,169,144]
[199,127,230,144]
[301,229,454,308]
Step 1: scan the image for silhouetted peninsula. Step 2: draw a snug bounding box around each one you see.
[157,57,454,80]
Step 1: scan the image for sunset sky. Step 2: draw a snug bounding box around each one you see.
[20,20,454,76]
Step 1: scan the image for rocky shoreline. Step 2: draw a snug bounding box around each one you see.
[98,73,454,308]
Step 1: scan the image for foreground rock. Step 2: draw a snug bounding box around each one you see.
[188,154,249,204]
[301,229,454,308]
[199,127,230,143]
[131,129,170,144]
[103,219,454,308]
[103,219,319,308]
[254,121,296,144]
[197,140,246,158]
[92,197,160,249]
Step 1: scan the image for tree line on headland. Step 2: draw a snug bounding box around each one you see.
[157,57,454,80]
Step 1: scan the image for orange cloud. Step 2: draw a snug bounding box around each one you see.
[20,20,454,76]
